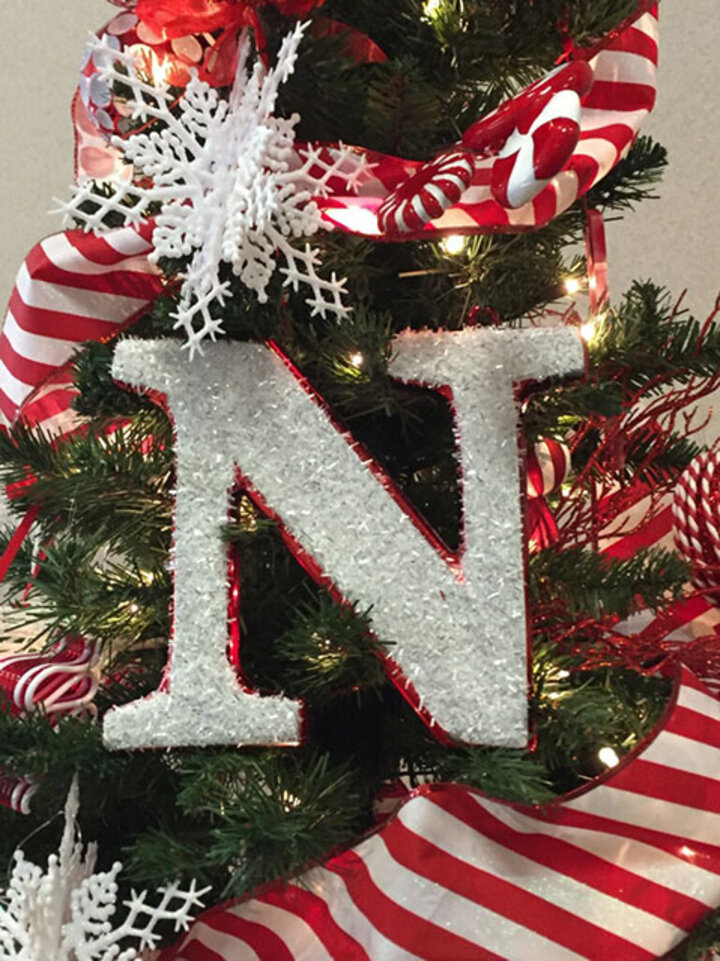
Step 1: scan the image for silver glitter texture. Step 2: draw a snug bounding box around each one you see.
[104,328,582,750]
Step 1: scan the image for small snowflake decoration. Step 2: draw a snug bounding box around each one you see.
[61,24,369,355]
[0,778,208,960]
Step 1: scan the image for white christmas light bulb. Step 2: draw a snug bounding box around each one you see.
[564,277,583,296]
[598,746,621,769]
[441,234,467,255]
[580,319,597,342]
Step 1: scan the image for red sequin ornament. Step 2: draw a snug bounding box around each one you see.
[134,0,324,40]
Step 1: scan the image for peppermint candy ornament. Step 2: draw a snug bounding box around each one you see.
[491,87,583,209]
[673,448,720,598]
[377,149,475,235]
[463,61,594,157]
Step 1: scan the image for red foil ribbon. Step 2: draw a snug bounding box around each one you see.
[585,207,609,314]
[0,505,39,585]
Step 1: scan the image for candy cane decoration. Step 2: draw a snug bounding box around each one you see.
[526,438,572,551]
[0,637,99,718]
[0,772,38,816]
[673,448,720,597]
[320,6,659,238]
[526,438,572,499]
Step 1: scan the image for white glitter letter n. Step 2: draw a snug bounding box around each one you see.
[104,329,583,750]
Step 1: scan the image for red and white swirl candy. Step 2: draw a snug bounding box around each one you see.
[673,448,720,598]
[0,637,99,718]
[377,149,476,235]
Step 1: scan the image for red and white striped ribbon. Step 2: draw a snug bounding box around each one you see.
[160,668,720,961]
[0,222,163,435]
[319,7,658,238]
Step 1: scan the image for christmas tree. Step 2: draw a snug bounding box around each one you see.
[2,0,720,958]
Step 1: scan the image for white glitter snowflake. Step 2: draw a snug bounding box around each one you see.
[0,778,208,960]
[60,24,369,355]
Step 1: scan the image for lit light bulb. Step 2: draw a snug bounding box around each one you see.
[424,0,443,15]
[129,602,140,614]
[349,351,365,368]
[564,277,582,296]
[329,206,380,235]
[580,319,597,342]
[152,55,171,86]
[441,234,467,256]
[556,669,570,680]
[580,309,607,344]
[281,790,302,812]
[598,746,620,769]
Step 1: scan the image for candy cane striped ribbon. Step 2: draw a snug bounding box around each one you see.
[160,667,720,961]
[319,7,658,238]
[0,222,162,435]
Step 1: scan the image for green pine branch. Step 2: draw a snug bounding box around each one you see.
[530,545,689,622]
[590,282,720,396]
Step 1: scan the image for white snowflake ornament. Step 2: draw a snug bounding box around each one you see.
[0,778,208,960]
[61,24,369,356]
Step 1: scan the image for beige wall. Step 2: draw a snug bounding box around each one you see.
[605,0,720,324]
[0,0,100,303]
[0,1,717,318]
